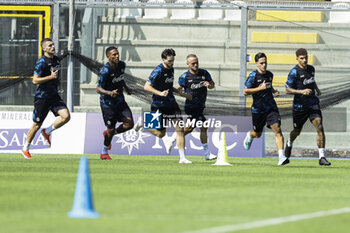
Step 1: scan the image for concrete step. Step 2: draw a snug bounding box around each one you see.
[248,53,315,65]
[248,21,350,45]
[97,15,350,45]
[94,39,350,67]
[95,40,240,64]
[98,17,241,41]
[256,10,324,22]
[251,32,319,44]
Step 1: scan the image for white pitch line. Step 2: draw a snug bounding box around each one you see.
[182,207,350,233]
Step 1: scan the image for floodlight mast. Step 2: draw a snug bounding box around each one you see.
[67,0,75,112]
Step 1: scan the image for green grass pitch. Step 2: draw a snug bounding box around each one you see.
[1,154,350,233]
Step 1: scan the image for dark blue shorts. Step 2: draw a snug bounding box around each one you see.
[293,104,322,129]
[252,109,281,133]
[151,104,182,130]
[151,104,182,119]
[33,95,67,123]
[101,101,133,129]
[185,107,206,124]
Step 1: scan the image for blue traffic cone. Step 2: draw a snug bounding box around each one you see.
[68,156,99,218]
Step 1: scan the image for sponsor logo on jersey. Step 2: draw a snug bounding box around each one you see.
[112,74,125,83]
[303,77,315,85]
[165,77,174,83]
[191,82,205,90]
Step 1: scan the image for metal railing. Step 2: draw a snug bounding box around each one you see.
[1,0,349,11]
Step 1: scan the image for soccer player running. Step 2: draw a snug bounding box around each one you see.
[97,46,134,160]
[135,48,193,164]
[176,54,217,160]
[21,38,70,159]
[243,53,289,166]
[284,48,331,166]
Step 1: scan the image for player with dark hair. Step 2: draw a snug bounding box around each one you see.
[135,48,193,164]
[97,46,134,160]
[243,52,288,166]
[21,38,70,159]
[176,54,217,160]
[285,48,331,166]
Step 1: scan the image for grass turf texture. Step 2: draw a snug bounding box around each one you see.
[1,154,350,233]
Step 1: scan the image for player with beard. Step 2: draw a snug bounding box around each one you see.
[176,54,217,160]
[285,48,331,166]
[135,48,193,164]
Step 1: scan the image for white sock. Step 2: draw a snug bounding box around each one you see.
[319,148,325,159]
[179,149,185,160]
[23,141,31,151]
[287,140,293,147]
[202,143,210,156]
[102,145,109,154]
[45,124,56,135]
[278,149,285,158]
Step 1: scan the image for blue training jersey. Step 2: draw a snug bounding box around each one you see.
[178,68,212,109]
[98,61,126,108]
[244,70,278,114]
[148,63,177,108]
[34,55,60,99]
[285,65,319,112]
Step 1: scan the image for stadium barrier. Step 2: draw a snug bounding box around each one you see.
[0,111,264,157]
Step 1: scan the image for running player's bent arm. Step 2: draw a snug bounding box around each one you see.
[244,87,262,96]
[243,81,267,96]
[32,71,58,85]
[285,87,312,96]
[207,80,215,89]
[173,85,185,95]
[96,86,118,97]
[174,85,192,99]
[144,81,168,97]
[314,83,322,96]
[272,86,280,97]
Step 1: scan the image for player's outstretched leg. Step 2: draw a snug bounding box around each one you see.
[102,130,112,150]
[285,128,301,158]
[21,122,42,159]
[311,118,331,166]
[41,108,70,147]
[285,139,292,158]
[176,124,192,164]
[200,127,216,160]
[270,123,289,166]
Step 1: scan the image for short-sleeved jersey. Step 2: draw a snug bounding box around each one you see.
[178,68,212,109]
[34,55,60,99]
[98,61,126,108]
[244,70,278,114]
[285,65,319,112]
[148,63,177,108]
